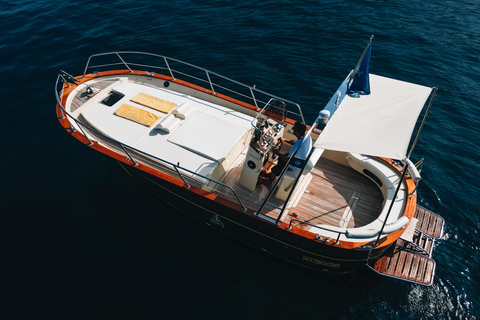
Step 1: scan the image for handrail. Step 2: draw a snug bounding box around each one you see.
[80,51,305,123]
[55,75,247,212]
[287,219,345,244]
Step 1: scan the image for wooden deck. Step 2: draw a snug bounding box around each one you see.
[282,157,383,229]
[216,155,384,230]
[71,79,119,113]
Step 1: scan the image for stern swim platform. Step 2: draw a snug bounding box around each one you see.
[369,205,444,286]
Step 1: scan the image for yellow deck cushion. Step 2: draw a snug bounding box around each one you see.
[130,92,177,113]
[114,104,160,127]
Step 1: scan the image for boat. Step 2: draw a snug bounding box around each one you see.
[55,38,444,286]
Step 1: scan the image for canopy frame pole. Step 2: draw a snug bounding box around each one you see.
[407,87,438,159]
[373,159,409,247]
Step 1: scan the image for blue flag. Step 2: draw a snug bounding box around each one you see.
[347,37,372,96]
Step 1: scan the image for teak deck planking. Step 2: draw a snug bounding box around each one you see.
[218,155,384,230]
[285,157,383,229]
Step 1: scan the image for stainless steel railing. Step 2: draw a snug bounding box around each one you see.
[287,219,345,244]
[55,74,247,212]
[80,51,305,123]
[56,51,315,220]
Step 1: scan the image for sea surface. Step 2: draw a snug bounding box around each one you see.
[1,0,479,319]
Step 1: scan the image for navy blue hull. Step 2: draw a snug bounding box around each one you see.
[119,162,389,273]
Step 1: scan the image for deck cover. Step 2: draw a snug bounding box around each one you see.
[315,74,432,159]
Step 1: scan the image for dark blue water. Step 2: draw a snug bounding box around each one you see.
[1,0,479,319]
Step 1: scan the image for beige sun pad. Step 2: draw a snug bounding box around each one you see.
[130,92,177,113]
[114,104,160,127]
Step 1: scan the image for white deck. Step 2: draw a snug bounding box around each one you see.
[78,78,254,181]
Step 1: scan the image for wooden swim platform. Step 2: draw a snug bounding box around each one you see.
[414,205,444,238]
[369,205,444,286]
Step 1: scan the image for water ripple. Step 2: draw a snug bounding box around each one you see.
[1,0,479,318]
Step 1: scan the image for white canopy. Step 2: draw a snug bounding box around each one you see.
[314,74,433,159]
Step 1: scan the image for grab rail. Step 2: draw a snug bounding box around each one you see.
[55,75,247,212]
[287,219,345,244]
[81,51,305,123]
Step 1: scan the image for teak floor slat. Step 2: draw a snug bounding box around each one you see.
[414,205,444,238]
[373,240,436,286]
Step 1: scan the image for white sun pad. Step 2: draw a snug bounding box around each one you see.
[167,112,249,162]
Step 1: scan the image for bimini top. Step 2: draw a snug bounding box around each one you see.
[314,74,433,160]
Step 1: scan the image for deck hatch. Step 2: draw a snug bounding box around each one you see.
[101,91,125,106]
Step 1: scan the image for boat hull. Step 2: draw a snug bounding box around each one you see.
[118,161,390,273]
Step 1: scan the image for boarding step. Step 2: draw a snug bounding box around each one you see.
[414,205,444,238]
[410,230,435,257]
[369,241,436,286]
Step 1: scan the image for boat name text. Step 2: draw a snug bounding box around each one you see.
[302,255,340,268]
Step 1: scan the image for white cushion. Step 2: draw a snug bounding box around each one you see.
[155,114,181,133]
[167,112,248,162]
[172,102,195,120]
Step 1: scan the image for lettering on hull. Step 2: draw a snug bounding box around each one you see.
[302,255,340,268]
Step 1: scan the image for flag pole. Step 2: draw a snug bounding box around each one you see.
[347,35,374,96]
[348,35,374,84]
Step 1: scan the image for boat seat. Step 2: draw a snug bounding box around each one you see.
[346,153,405,198]
[342,153,409,238]
[308,188,409,240]
[167,112,249,162]
[345,188,407,238]
[275,147,324,200]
